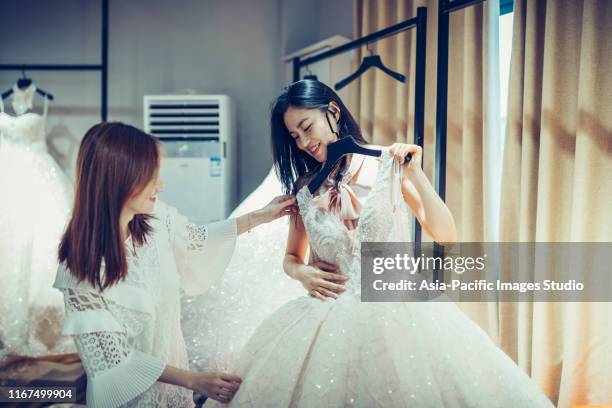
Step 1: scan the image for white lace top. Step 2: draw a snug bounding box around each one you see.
[53,201,237,408]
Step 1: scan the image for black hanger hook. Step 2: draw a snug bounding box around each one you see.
[303,65,318,81]
[365,42,374,56]
[17,66,32,89]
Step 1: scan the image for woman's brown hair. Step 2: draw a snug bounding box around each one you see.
[59,122,161,290]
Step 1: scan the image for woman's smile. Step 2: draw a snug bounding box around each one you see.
[308,143,321,156]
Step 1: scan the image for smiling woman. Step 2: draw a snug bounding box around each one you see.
[52,122,297,407]
[58,123,163,290]
[270,79,367,195]
[199,80,554,407]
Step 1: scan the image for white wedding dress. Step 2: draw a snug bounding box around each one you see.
[204,149,555,407]
[0,87,75,358]
[181,167,304,373]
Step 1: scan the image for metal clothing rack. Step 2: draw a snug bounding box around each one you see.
[434,0,486,281]
[0,0,109,121]
[292,6,428,249]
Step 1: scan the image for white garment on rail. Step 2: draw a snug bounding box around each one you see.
[0,90,74,358]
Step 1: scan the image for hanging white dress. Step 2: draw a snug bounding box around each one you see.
[0,86,75,358]
[53,201,238,407]
[203,149,556,407]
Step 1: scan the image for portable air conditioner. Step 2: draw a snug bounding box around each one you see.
[144,94,236,223]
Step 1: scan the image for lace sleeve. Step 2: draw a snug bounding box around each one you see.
[161,203,238,296]
[60,288,165,407]
[185,222,209,251]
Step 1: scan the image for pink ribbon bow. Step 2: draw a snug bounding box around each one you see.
[312,155,366,230]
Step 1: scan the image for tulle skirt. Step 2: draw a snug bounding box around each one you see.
[0,141,75,358]
[204,293,555,407]
[181,168,304,371]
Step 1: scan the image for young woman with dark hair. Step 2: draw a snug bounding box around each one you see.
[53,122,296,407]
[270,79,456,300]
[201,80,555,407]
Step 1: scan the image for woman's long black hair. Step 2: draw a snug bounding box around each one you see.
[270,79,368,195]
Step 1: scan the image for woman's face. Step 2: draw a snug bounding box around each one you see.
[124,168,164,215]
[284,102,340,162]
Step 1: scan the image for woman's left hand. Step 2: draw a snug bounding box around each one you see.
[388,143,423,172]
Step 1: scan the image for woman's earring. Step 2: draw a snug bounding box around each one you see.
[325,110,339,137]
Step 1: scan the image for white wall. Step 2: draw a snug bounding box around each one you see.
[0,0,352,206]
[281,0,353,55]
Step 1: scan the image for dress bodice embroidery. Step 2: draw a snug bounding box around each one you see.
[297,149,403,295]
[0,87,49,153]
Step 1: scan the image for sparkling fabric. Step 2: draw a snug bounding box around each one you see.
[181,168,305,374]
[0,96,74,358]
[181,218,304,373]
[204,149,555,407]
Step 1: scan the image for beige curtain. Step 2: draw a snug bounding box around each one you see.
[445,1,501,337]
[500,0,612,406]
[353,0,612,406]
[352,0,500,336]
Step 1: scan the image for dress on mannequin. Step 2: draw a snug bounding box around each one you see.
[202,149,555,407]
[0,87,75,358]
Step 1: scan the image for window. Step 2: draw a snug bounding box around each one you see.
[500,0,514,15]
[490,0,514,241]
[499,2,514,148]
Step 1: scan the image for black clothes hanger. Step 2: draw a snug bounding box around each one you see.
[303,65,318,81]
[1,69,55,101]
[334,43,406,91]
[307,135,382,194]
[307,135,412,194]
[1,85,55,102]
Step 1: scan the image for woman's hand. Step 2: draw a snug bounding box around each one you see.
[296,261,348,300]
[387,142,458,244]
[188,371,242,404]
[236,195,297,235]
[388,143,423,173]
[258,195,298,223]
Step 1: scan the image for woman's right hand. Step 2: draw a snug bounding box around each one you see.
[188,371,242,404]
[297,261,348,300]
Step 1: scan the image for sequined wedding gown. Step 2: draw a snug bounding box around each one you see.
[0,92,75,358]
[181,167,304,373]
[204,149,555,407]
